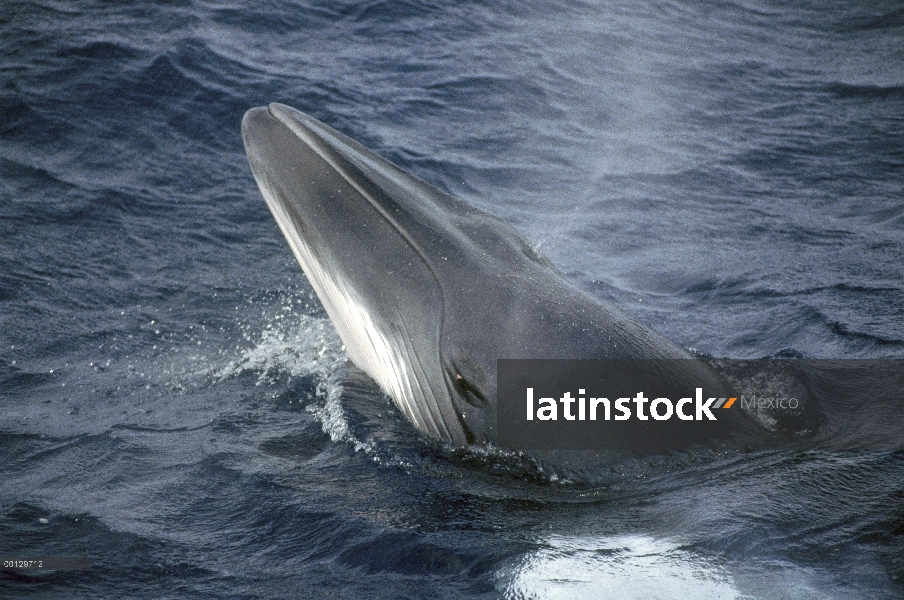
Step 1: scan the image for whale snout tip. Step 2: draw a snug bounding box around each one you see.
[242,103,317,149]
[241,106,272,142]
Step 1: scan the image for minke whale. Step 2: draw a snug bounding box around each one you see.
[241,103,731,448]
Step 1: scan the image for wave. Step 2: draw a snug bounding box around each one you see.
[825,82,904,101]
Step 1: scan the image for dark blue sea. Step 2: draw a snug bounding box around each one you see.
[2,1,904,598]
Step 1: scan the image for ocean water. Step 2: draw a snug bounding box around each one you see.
[2,0,904,598]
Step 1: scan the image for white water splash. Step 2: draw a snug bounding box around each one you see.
[304,371,375,455]
[215,312,345,385]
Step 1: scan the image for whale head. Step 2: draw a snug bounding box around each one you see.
[242,103,691,447]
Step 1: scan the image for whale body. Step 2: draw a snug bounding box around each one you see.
[241,103,714,448]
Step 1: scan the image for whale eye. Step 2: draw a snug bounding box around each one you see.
[453,372,487,408]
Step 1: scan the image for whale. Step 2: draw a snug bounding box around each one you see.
[241,103,731,449]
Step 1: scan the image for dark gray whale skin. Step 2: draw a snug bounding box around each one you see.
[242,103,726,448]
